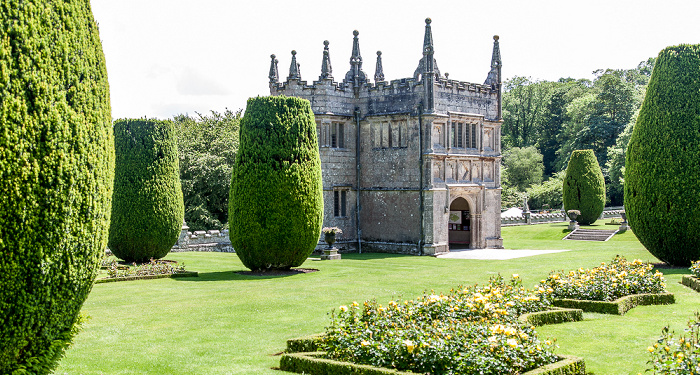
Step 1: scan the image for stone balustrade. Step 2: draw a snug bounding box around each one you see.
[501,208,625,227]
[171,223,234,253]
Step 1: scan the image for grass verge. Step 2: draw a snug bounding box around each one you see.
[55,221,698,374]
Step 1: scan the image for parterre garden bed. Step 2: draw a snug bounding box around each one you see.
[54,222,700,374]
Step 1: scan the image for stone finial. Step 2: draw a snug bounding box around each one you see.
[269,54,279,83]
[414,17,440,81]
[288,50,301,80]
[484,35,502,86]
[484,34,503,119]
[374,51,385,83]
[320,40,333,80]
[343,29,368,93]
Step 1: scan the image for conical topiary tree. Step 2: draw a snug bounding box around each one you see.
[563,150,606,225]
[229,96,323,271]
[109,119,184,263]
[0,1,113,373]
[625,44,700,266]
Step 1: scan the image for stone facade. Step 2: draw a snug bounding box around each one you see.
[269,19,503,255]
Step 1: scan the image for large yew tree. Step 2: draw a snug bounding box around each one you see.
[625,44,700,266]
[229,96,323,271]
[0,0,113,372]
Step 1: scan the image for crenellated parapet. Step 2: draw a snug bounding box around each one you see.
[269,19,502,120]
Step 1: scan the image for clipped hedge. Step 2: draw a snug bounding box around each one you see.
[563,150,605,225]
[286,334,325,353]
[280,352,586,375]
[230,96,323,271]
[0,0,113,373]
[681,275,700,293]
[109,119,184,262]
[624,44,700,267]
[552,292,675,315]
[519,307,583,327]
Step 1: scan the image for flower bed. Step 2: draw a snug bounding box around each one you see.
[682,275,700,293]
[542,256,672,314]
[96,258,197,283]
[280,351,586,375]
[289,276,578,374]
[544,256,667,301]
[646,312,700,374]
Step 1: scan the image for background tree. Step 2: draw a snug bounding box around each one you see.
[526,171,564,211]
[502,146,544,192]
[625,44,700,266]
[229,96,323,271]
[0,1,113,372]
[563,150,605,225]
[501,77,555,148]
[173,109,240,230]
[605,111,637,206]
[109,119,184,263]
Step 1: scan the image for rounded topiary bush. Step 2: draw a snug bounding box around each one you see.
[563,150,605,225]
[230,96,323,271]
[109,119,184,263]
[625,44,700,266]
[0,1,113,373]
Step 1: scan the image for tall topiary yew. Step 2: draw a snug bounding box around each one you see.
[229,96,323,271]
[563,150,606,225]
[625,44,700,266]
[109,119,184,263]
[0,1,113,373]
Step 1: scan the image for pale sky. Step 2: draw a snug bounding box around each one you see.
[90,0,700,120]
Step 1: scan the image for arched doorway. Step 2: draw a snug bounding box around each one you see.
[448,197,471,249]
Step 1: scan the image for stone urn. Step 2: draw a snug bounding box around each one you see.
[566,210,580,231]
[321,227,342,260]
[324,232,336,249]
[619,211,630,232]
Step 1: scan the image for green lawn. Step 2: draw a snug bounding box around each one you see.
[56,221,699,374]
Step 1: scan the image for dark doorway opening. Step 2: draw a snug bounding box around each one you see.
[448,197,471,249]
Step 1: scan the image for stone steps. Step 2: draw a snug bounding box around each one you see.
[563,228,617,242]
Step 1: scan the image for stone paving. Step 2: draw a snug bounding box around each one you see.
[436,248,569,260]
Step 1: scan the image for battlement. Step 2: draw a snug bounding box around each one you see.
[268,19,502,120]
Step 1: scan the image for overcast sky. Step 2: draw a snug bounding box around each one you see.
[90,0,700,120]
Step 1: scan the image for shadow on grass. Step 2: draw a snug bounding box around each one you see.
[334,253,415,261]
[174,270,318,281]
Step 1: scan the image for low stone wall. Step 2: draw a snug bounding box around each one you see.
[501,208,625,227]
[171,223,234,253]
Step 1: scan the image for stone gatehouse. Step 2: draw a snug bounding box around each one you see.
[268,19,503,255]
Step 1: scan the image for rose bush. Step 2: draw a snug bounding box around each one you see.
[543,256,666,302]
[322,276,559,374]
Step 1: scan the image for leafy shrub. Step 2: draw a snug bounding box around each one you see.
[502,146,544,192]
[625,45,700,266]
[0,1,113,373]
[646,312,700,374]
[562,150,605,225]
[173,110,240,231]
[543,256,666,302]
[527,171,564,211]
[229,96,323,271]
[109,119,184,262]
[691,261,700,278]
[322,276,559,374]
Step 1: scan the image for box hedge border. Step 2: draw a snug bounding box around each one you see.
[519,307,584,326]
[682,275,700,293]
[552,292,674,315]
[95,271,198,284]
[279,351,586,375]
